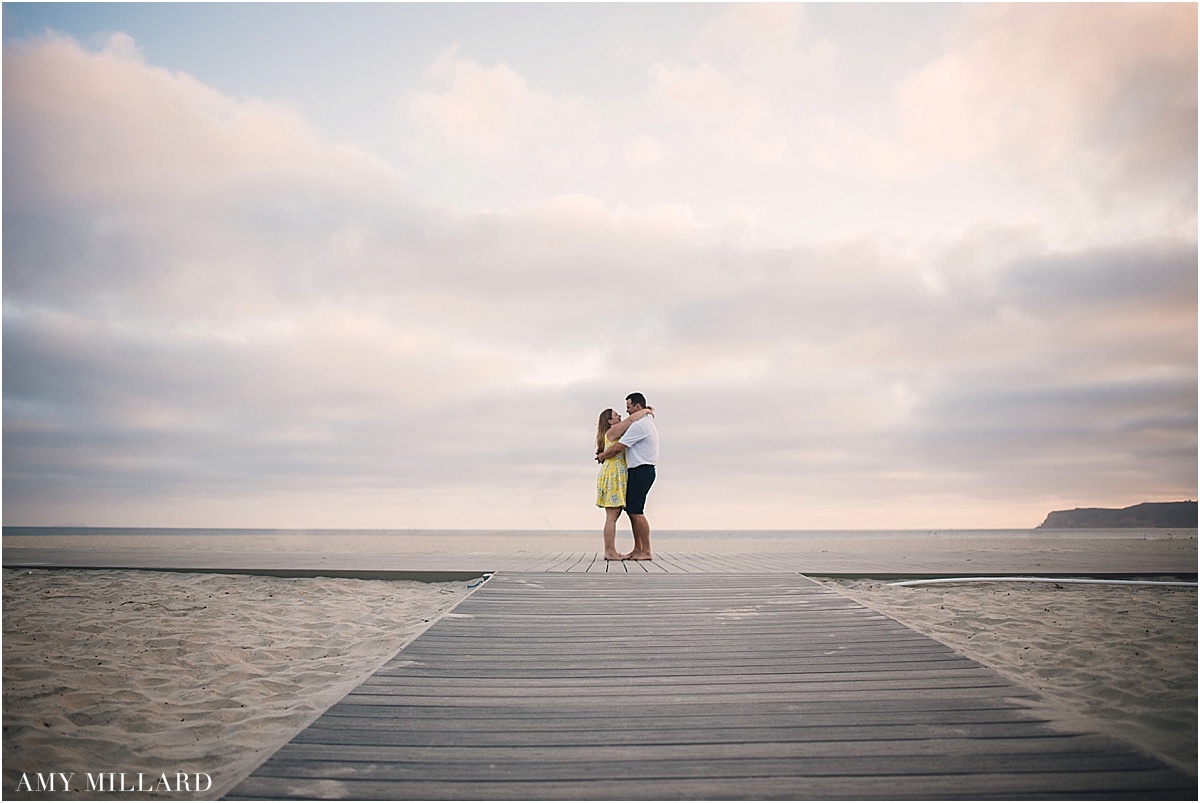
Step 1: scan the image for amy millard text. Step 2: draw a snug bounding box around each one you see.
[15,772,213,794]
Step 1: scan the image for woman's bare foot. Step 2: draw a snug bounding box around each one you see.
[604,552,625,561]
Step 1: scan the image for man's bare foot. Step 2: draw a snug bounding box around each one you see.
[627,552,653,561]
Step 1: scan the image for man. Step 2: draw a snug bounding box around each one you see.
[595,392,658,560]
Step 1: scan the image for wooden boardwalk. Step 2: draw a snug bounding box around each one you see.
[227,572,1194,800]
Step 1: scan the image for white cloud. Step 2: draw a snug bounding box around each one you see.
[404,7,831,181]
[406,47,606,168]
[648,61,786,164]
[409,47,537,154]
[644,3,840,169]
[3,33,390,209]
[897,4,1197,197]
[808,115,935,180]
[688,3,836,85]
[624,135,666,167]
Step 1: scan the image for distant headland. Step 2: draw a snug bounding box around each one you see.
[1037,501,1197,529]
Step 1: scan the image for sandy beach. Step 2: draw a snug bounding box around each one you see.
[3,569,477,799]
[818,577,1197,776]
[3,546,1195,799]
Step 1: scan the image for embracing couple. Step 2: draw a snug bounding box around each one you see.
[594,392,658,561]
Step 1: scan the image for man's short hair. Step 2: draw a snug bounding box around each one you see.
[626,392,648,408]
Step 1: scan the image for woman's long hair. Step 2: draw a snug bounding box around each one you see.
[596,408,615,455]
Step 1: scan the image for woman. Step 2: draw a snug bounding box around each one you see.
[595,405,653,560]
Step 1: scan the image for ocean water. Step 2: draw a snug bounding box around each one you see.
[4,526,1195,557]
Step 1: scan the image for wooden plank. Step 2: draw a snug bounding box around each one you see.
[367,657,989,675]
[259,732,1152,762]
[521,551,571,571]
[353,660,1017,684]
[312,705,1052,727]
[290,722,1074,747]
[321,695,1046,719]
[352,677,1020,693]
[228,769,1193,801]
[398,631,951,647]
[334,688,1028,709]
[249,750,1166,781]
[536,552,574,572]
[646,551,691,572]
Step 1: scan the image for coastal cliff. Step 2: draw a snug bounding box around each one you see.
[1037,501,1197,529]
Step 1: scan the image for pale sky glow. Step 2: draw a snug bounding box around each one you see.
[3,3,1196,530]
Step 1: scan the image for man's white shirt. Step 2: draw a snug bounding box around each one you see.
[620,416,659,468]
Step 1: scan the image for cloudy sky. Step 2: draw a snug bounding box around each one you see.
[3,3,1196,531]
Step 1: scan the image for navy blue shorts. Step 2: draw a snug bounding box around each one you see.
[625,465,656,515]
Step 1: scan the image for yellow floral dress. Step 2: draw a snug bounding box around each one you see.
[595,437,628,508]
